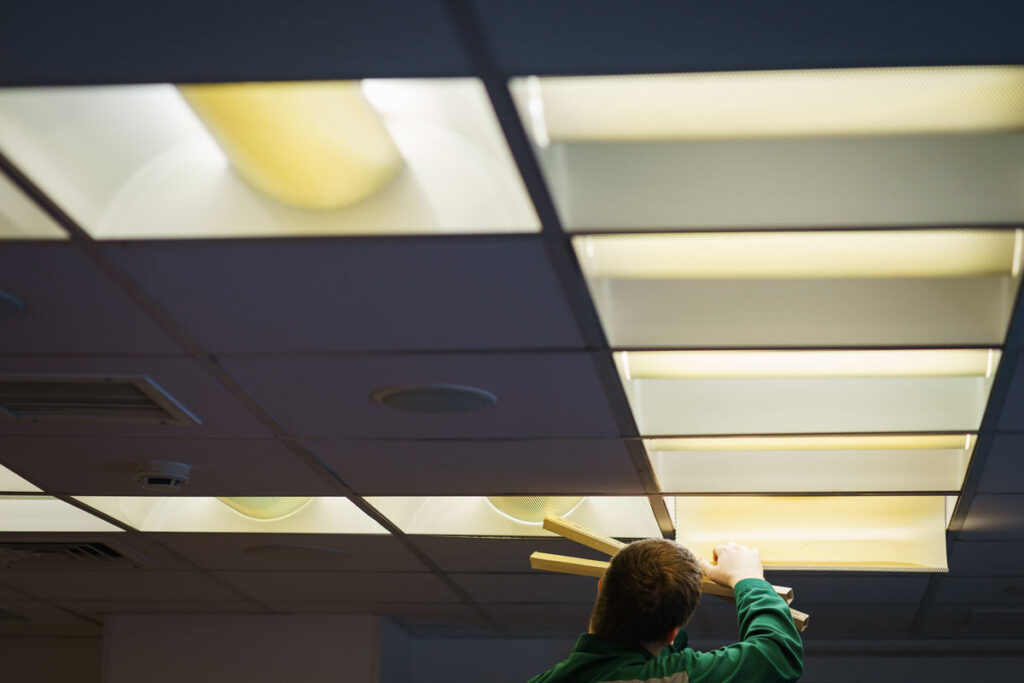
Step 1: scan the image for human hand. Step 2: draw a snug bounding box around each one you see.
[698,542,765,589]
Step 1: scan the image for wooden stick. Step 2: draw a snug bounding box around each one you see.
[542,515,626,556]
[529,552,807,631]
[541,516,794,604]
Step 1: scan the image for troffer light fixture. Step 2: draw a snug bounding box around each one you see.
[617,349,999,435]
[514,65,1024,141]
[648,435,975,494]
[673,496,950,571]
[179,82,403,209]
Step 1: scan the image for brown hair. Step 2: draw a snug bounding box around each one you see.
[589,538,702,645]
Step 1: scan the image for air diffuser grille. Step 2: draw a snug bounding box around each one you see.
[0,376,199,425]
[0,541,153,569]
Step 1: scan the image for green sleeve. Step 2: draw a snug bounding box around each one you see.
[646,578,804,682]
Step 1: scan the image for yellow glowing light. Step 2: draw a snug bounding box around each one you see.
[487,496,585,524]
[179,81,402,209]
[674,496,948,571]
[217,497,313,521]
[574,230,1020,280]
[648,434,971,452]
[520,65,1024,141]
[618,349,996,380]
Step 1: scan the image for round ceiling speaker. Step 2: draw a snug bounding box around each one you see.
[217,497,314,520]
[487,496,585,524]
[371,384,497,414]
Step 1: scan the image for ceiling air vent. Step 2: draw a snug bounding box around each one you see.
[0,376,199,425]
[0,541,157,570]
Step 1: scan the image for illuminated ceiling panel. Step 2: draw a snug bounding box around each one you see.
[575,230,1022,347]
[366,496,661,538]
[617,349,998,435]
[73,497,387,533]
[0,171,67,240]
[0,464,41,492]
[648,435,975,494]
[510,66,1024,230]
[0,495,121,532]
[673,495,950,571]
[0,80,539,238]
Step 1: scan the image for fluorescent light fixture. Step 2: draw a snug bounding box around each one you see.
[512,66,1024,141]
[0,464,41,492]
[487,496,585,524]
[0,171,67,239]
[73,497,387,533]
[673,495,948,571]
[575,230,1021,280]
[617,349,998,435]
[0,80,538,238]
[0,495,121,532]
[217,497,314,520]
[648,435,974,493]
[576,230,1023,347]
[367,496,660,538]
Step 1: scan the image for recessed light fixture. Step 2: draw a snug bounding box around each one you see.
[487,496,585,524]
[371,384,497,414]
[218,497,313,520]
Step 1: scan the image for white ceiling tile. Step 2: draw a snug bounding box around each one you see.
[305,438,642,495]
[934,576,1024,604]
[948,541,1024,575]
[221,352,619,439]
[212,571,458,603]
[414,536,608,573]
[102,238,579,352]
[977,435,1024,494]
[452,573,598,604]
[0,601,100,637]
[0,570,235,601]
[961,495,1024,540]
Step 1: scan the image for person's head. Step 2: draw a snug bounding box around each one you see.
[589,538,702,647]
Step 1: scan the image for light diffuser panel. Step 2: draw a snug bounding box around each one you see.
[511,67,1024,230]
[0,495,120,532]
[577,230,1023,347]
[648,435,974,494]
[673,496,949,571]
[0,171,67,239]
[366,496,661,538]
[0,464,41,492]
[0,80,538,238]
[74,497,387,534]
[617,349,998,435]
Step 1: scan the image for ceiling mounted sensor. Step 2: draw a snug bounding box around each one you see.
[487,496,585,524]
[0,375,199,425]
[372,384,497,414]
[0,291,25,318]
[135,461,191,492]
[217,497,314,521]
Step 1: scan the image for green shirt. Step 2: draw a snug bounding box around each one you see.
[528,578,803,683]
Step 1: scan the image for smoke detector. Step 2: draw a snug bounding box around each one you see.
[371,384,497,413]
[135,461,191,491]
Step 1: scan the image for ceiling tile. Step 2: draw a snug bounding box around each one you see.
[56,600,263,620]
[265,602,477,619]
[765,574,930,605]
[1,2,469,85]
[476,1,1024,75]
[0,436,336,496]
[921,604,1024,637]
[414,536,609,574]
[0,244,180,353]
[221,352,619,439]
[997,353,1024,430]
[0,356,271,438]
[960,495,1024,540]
[948,541,1024,575]
[0,570,236,601]
[483,603,591,636]
[152,533,427,572]
[977,434,1024,494]
[305,438,642,495]
[934,576,1024,604]
[451,573,598,604]
[0,601,100,637]
[103,238,581,353]
[212,571,459,603]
